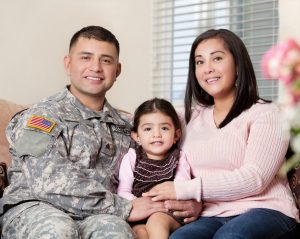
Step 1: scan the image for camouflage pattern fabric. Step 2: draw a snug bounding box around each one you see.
[0,87,135,238]
[1,201,135,238]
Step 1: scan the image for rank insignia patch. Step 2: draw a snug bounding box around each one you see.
[27,115,56,133]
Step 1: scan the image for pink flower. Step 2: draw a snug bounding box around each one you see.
[262,39,300,85]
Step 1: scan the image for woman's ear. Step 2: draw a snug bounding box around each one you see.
[174,129,181,143]
[131,131,141,145]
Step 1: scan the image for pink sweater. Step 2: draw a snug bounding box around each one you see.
[174,102,299,220]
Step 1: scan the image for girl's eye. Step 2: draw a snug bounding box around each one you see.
[144,127,151,131]
[161,126,169,131]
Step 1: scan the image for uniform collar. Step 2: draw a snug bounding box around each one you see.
[58,86,125,126]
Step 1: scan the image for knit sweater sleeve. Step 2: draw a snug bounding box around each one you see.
[117,149,137,200]
[174,151,201,201]
[174,151,192,181]
[176,104,290,202]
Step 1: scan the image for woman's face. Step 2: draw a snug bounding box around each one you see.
[194,38,237,101]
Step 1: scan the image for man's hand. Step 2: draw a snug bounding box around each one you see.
[165,199,202,224]
[142,181,176,201]
[127,196,167,222]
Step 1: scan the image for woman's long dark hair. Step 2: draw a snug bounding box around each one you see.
[184,29,268,128]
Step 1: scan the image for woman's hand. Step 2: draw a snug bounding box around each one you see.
[142,181,176,201]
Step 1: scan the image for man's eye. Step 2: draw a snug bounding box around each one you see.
[101,58,112,64]
[81,56,90,61]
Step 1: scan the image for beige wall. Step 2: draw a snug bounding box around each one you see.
[279,0,300,42]
[0,0,152,113]
[1,1,299,113]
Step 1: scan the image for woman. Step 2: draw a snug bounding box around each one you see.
[143,29,300,238]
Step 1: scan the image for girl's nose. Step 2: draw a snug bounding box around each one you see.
[153,128,162,137]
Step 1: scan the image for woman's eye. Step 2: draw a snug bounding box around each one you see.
[195,60,204,65]
[214,56,222,61]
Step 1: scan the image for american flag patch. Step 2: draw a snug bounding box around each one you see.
[27,115,56,133]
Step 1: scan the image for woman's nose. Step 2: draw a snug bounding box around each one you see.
[204,61,214,74]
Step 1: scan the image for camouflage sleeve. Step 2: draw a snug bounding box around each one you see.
[6,107,132,220]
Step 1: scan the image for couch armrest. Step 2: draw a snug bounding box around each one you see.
[0,162,8,198]
[0,99,28,167]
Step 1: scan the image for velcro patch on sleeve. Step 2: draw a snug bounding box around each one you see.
[27,115,56,133]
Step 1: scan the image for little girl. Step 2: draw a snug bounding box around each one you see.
[117,98,193,239]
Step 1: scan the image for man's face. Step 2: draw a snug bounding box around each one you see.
[64,37,121,103]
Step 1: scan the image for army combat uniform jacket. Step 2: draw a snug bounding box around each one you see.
[0,87,133,221]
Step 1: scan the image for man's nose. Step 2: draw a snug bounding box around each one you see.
[90,59,103,72]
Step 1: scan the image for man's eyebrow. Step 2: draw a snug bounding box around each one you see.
[77,52,114,59]
[195,50,225,58]
[77,51,93,55]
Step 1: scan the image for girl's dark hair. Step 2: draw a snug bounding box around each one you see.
[184,28,269,128]
[132,98,181,133]
[69,25,120,55]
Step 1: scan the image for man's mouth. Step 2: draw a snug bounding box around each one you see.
[85,76,104,81]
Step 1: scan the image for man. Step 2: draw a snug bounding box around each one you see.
[0,26,201,238]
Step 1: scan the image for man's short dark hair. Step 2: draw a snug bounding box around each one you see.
[69,26,120,55]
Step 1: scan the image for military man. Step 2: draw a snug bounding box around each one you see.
[0,25,169,239]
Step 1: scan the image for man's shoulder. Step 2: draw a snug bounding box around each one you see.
[7,91,67,133]
[104,101,132,126]
[115,109,133,123]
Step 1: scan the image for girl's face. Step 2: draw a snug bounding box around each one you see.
[194,38,237,101]
[132,111,181,160]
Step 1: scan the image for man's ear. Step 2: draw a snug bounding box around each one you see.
[174,129,181,143]
[131,131,140,144]
[116,63,121,78]
[64,55,71,76]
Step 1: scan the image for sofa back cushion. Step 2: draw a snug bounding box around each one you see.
[0,99,27,167]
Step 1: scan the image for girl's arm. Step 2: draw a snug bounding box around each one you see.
[117,148,137,200]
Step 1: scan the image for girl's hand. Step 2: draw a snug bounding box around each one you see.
[142,181,176,201]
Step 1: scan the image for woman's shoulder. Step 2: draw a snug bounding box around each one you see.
[247,101,279,116]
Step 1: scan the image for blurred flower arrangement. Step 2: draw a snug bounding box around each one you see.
[262,39,300,174]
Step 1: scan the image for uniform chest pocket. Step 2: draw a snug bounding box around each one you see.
[68,123,99,164]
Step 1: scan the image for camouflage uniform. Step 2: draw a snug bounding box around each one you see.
[0,87,135,239]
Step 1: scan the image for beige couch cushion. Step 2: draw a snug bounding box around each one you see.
[0,99,27,167]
